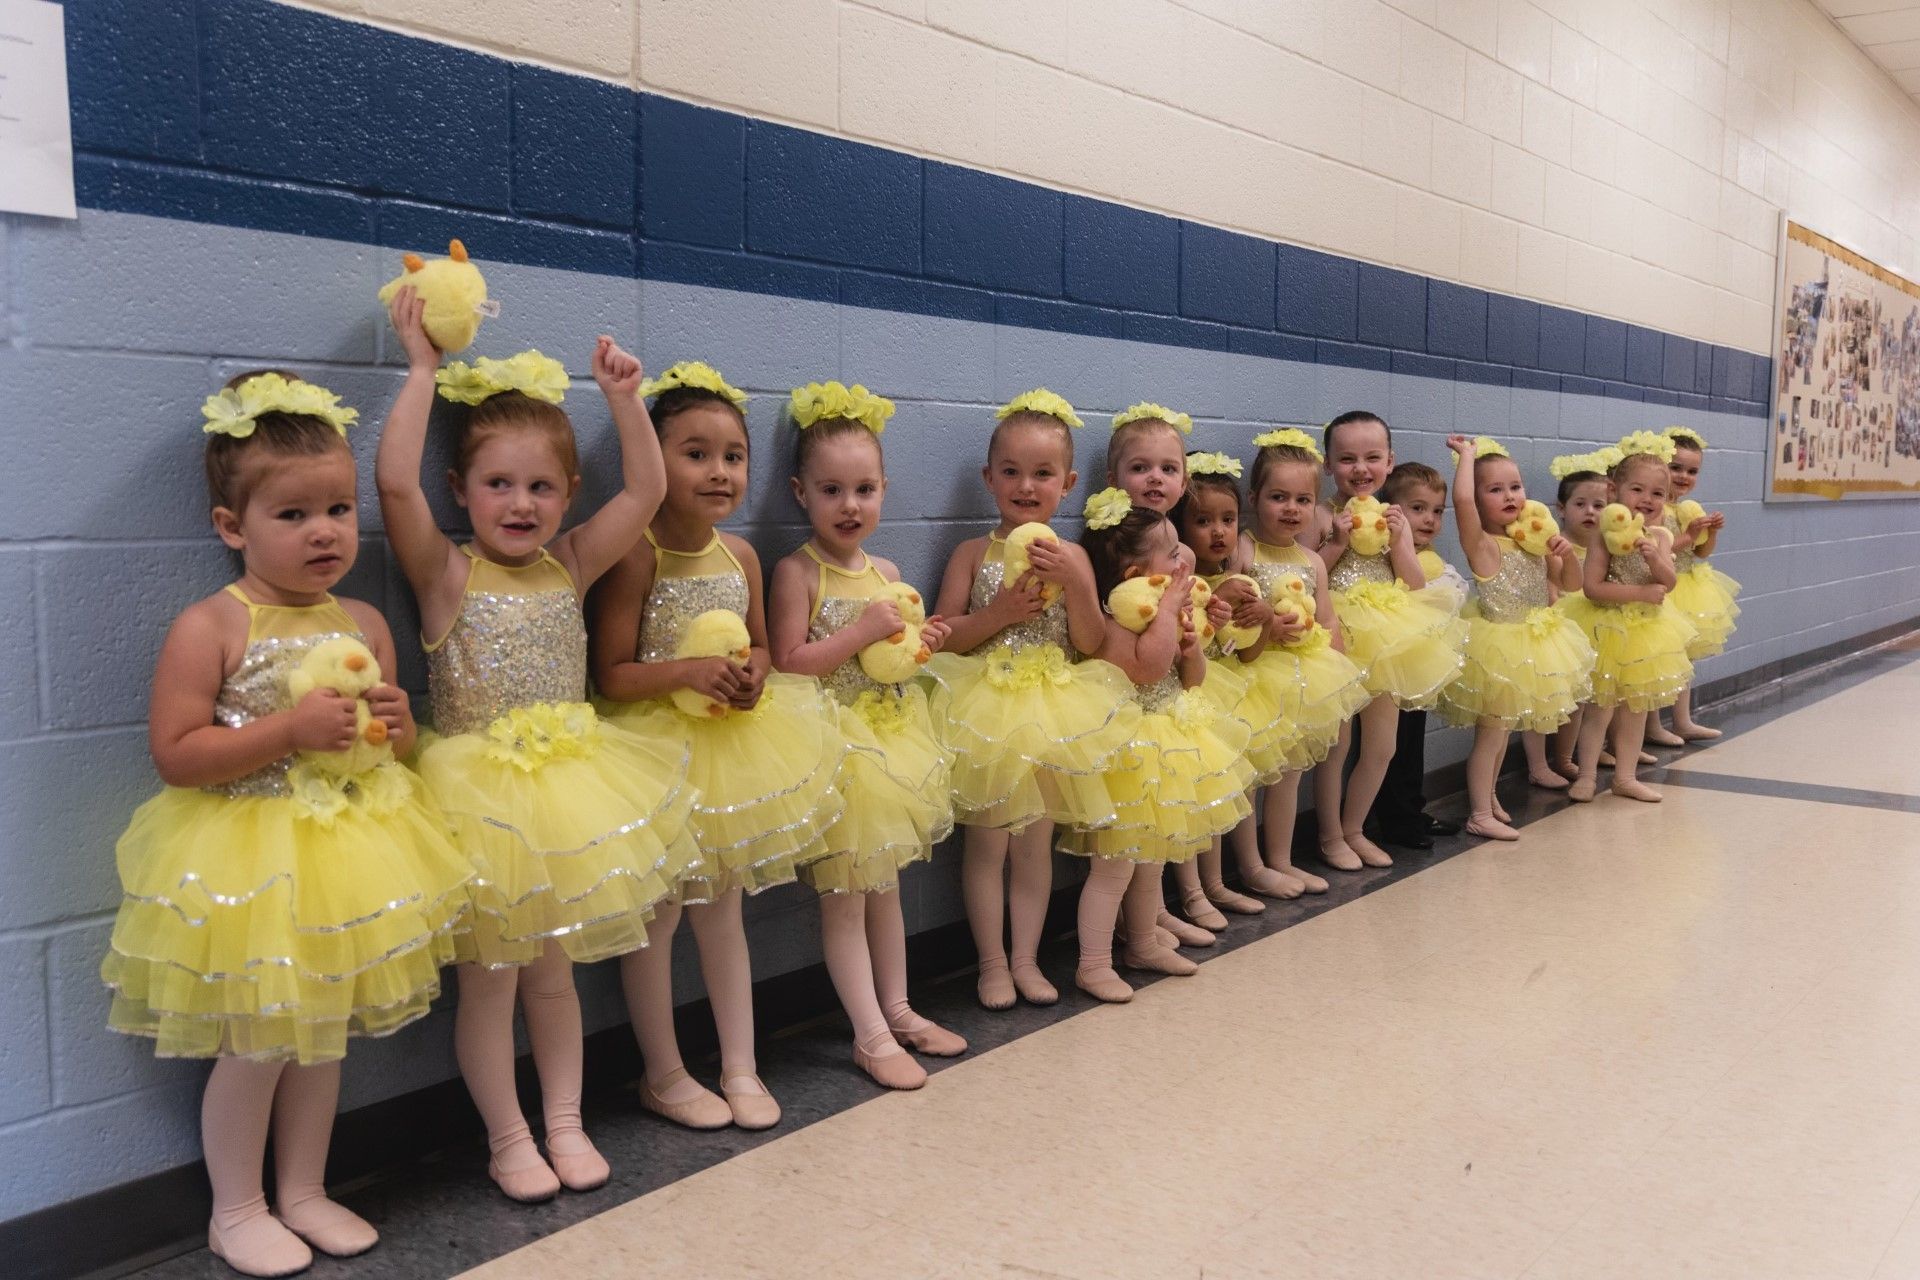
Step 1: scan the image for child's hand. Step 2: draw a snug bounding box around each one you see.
[730,659,764,711]
[364,684,412,739]
[1023,537,1072,587]
[683,656,745,705]
[1178,610,1201,659]
[1385,504,1412,549]
[1445,433,1474,457]
[1232,596,1274,631]
[1643,584,1668,605]
[857,597,906,645]
[1545,534,1573,560]
[387,287,440,371]
[289,688,360,753]
[990,575,1046,625]
[1683,516,1712,539]
[1270,609,1310,645]
[1325,512,1352,546]
[1211,576,1257,609]
[1704,511,1726,530]
[1204,592,1232,630]
[921,616,952,654]
[592,336,644,398]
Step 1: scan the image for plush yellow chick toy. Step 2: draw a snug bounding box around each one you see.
[377,238,491,353]
[1270,573,1315,636]
[1672,499,1709,550]
[1344,495,1391,556]
[287,637,392,777]
[1506,499,1560,557]
[1600,504,1647,557]
[1187,577,1217,645]
[858,581,932,684]
[1213,574,1264,651]
[669,610,753,719]
[1003,522,1064,605]
[1107,573,1171,633]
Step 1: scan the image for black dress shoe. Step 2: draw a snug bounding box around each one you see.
[1376,825,1434,850]
[1421,814,1461,837]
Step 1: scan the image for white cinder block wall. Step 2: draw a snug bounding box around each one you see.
[302,0,1920,353]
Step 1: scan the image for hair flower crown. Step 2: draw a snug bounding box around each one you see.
[789,381,894,434]
[1616,429,1677,463]
[1473,436,1511,459]
[1112,402,1192,434]
[997,388,1083,430]
[1662,425,1706,450]
[435,350,569,406]
[202,373,359,439]
[1251,427,1323,461]
[1549,446,1621,479]
[638,361,747,407]
[1185,451,1243,479]
[1083,487,1133,531]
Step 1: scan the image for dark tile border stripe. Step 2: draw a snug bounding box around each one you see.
[1661,771,1920,815]
[56,0,1772,415]
[24,620,1910,1280]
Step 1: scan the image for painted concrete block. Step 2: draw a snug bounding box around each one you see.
[925,164,1064,296]
[639,95,746,249]
[511,64,637,229]
[746,122,922,273]
[1180,222,1277,330]
[0,728,152,929]
[66,0,199,163]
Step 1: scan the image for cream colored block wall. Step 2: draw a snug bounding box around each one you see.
[290,0,1920,354]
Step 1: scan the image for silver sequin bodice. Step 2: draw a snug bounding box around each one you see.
[1664,512,1698,573]
[811,596,888,704]
[1137,669,1184,713]
[1607,550,1655,587]
[1328,548,1394,592]
[428,586,587,736]
[970,554,1072,653]
[1476,545,1552,624]
[209,626,360,799]
[636,569,749,665]
[1248,560,1308,600]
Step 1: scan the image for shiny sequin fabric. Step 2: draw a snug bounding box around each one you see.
[1608,549,1656,586]
[970,536,1072,652]
[1475,540,1553,624]
[1136,668,1184,713]
[208,594,364,799]
[1249,540,1315,599]
[1328,547,1395,592]
[427,551,587,737]
[1665,509,1698,573]
[636,534,751,664]
[812,595,888,703]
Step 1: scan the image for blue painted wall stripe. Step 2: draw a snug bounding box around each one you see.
[60,0,1772,416]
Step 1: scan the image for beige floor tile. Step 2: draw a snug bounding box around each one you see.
[1668,664,1920,795]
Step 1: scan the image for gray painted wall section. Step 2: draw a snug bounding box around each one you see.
[2,209,1915,1218]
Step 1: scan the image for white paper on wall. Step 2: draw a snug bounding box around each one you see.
[0,0,76,219]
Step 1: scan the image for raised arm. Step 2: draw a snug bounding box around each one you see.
[375,288,462,607]
[552,337,669,592]
[1446,434,1500,578]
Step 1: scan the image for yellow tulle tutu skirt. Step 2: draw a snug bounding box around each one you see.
[1668,561,1741,658]
[1267,625,1371,771]
[802,686,954,895]
[1332,580,1466,709]
[1559,596,1696,712]
[602,673,845,898]
[417,704,700,968]
[1061,671,1255,864]
[1441,603,1595,732]
[1217,645,1294,783]
[103,767,472,1063]
[924,643,1140,831]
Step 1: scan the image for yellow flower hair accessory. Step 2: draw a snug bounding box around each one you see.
[1549,449,1610,480]
[1616,429,1677,463]
[1112,402,1192,434]
[1251,427,1323,462]
[1663,425,1707,450]
[1083,487,1133,531]
[1186,451,1243,479]
[638,360,748,407]
[435,350,569,406]
[997,388,1083,430]
[789,381,894,434]
[1473,436,1511,460]
[202,372,360,439]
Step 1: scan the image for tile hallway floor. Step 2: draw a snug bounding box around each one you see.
[125,636,1920,1279]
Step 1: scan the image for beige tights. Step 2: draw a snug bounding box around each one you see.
[961,822,1056,1008]
[1074,856,1134,1001]
[1465,722,1520,840]
[819,891,908,1063]
[1314,696,1398,869]
[620,890,762,1104]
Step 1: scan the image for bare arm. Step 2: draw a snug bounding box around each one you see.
[768,553,906,678]
[1582,543,1663,605]
[1091,578,1186,684]
[1029,538,1104,656]
[374,289,465,628]
[1384,506,1425,588]
[149,598,358,788]
[937,537,1044,655]
[551,337,668,592]
[341,600,419,758]
[588,541,745,705]
[1445,435,1500,578]
[1315,506,1347,571]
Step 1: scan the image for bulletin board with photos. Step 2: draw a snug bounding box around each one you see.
[1769,217,1920,501]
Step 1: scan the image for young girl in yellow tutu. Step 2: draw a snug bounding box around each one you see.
[1564,433,1697,803]
[1651,425,1739,743]
[1101,405,1242,946]
[1201,430,1367,899]
[590,361,845,1133]
[767,380,965,1091]
[104,370,471,1276]
[926,390,1137,1011]
[1537,448,1617,782]
[1061,490,1253,1002]
[1312,412,1466,870]
[1439,435,1595,841]
[380,295,698,1203]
